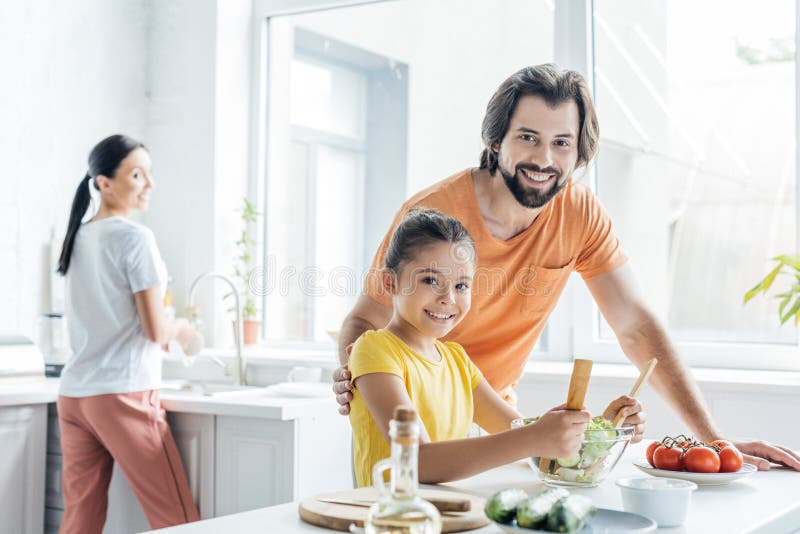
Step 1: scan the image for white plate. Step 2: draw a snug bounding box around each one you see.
[632,459,757,486]
[493,508,657,533]
[266,382,331,398]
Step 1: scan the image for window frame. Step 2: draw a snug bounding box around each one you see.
[252,0,393,347]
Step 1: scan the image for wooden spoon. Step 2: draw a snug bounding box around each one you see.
[611,358,658,428]
[539,358,593,469]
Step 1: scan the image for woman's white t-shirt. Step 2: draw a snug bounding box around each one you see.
[59,216,167,397]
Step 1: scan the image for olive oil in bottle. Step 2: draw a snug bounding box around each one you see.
[365,406,442,534]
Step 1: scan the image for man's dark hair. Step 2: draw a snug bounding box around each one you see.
[479,64,599,174]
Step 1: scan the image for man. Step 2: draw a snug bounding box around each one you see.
[333,63,800,470]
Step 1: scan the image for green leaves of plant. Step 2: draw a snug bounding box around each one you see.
[743,261,784,303]
[232,197,262,320]
[744,254,800,325]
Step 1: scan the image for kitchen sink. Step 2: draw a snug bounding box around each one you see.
[160,381,332,399]
[160,381,259,397]
[213,382,332,400]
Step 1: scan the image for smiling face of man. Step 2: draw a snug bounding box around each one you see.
[495,94,581,209]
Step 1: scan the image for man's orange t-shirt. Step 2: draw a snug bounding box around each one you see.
[363,168,627,396]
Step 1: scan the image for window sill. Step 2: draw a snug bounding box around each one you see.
[168,344,800,393]
[522,361,800,395]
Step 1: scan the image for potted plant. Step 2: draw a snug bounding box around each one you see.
[744,254,800,325]
[229,197,261,344]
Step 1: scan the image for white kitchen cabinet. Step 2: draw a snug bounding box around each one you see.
[214,416,295,515]
[214,411,352,516]
[0,404,47,534]
[99,408,351,530]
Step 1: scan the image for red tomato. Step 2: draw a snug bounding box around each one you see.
[710,439,733,449]
[653,445,683,471]
[646,441,660,467]
[718,446,744,473]
[683,446,720,473]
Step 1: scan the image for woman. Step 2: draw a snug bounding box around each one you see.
[56,134,200,533]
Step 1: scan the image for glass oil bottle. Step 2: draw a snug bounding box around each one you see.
[365,406,442,534]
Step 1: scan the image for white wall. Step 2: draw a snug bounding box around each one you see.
[0,0,254,348]
[0,0,149,338]
[143,0,253,347]
[143,0,217,343]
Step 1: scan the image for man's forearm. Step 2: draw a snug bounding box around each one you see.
[338,315,378,365]
[618,309,722,442]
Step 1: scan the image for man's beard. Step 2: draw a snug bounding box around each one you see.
[499,162,566,209]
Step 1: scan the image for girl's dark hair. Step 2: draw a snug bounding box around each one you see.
[479,63,599,174]
[385,208,477,273]
[57,134,146,274]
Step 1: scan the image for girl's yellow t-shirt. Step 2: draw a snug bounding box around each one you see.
[348,329,483,487]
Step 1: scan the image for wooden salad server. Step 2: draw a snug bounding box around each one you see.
[539,358,593,469]
[611,358,658,428]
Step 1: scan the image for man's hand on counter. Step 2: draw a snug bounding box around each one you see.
[734,440,800,471]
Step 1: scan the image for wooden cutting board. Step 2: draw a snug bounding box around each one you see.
[298,487,489,532]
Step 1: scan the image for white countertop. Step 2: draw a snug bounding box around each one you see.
[147,442,800,534]
[158,383,338,420]
[0,378,338,420]
[0,377,59,405]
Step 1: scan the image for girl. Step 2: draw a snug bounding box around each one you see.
[56,134,200,533]
[349,208,644,485]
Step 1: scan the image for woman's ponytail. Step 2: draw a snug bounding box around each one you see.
[57,174,93,275]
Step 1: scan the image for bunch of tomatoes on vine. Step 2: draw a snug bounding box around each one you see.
[646,435,744,473]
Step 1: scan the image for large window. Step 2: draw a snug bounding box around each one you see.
[574,0,799,367]
[255,0,798,368]
[259,0,556,347]
[265,49,369,342]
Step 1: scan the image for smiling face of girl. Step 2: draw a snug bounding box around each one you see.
[385,240,476,345]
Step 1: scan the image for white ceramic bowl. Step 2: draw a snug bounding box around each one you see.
[616,476,697,527]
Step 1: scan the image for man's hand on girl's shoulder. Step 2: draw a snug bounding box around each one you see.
[332,365,353,415]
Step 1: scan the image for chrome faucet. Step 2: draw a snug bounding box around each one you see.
[187,272,246,386]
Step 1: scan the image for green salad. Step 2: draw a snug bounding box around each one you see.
[528,416,621,485]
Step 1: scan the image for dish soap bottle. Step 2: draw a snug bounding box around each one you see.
[366,406,442,534]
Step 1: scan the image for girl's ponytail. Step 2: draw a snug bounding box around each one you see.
[57,174,93,275]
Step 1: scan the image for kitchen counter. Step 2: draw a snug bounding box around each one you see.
[0,378,59,405]
[147,441,800,534]
[0,378,337,420]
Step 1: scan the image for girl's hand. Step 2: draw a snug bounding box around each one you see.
[602,395,646,443]
[526,408,591,459]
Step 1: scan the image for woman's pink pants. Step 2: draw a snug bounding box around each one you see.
[57,390,199,533]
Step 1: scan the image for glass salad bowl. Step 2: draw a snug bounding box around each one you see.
[511,417,634,487]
